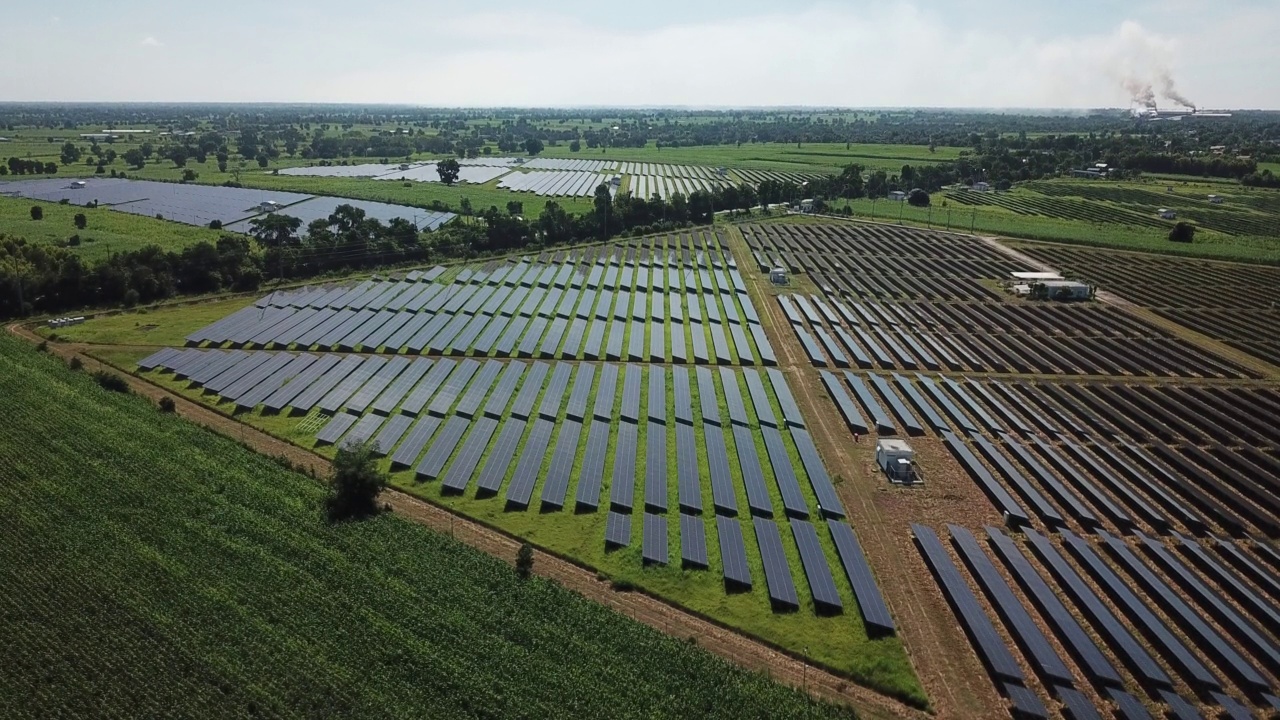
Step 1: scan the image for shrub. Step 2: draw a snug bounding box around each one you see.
[67,234,81,246]
[515,543,534,580]
[208,219,223,230]
[92,370,130,394]
[325,440,388,522]
[1168,221,1196,243]
[36,340,48,352]
[30,205,43,220]
[123,289,140,308]
[158,396,176,413]
[68,357,83,371]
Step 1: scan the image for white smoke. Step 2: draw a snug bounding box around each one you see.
[1106,21,1194,110]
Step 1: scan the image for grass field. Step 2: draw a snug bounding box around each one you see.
[0,195,227,259]
[531,142,965,174]
[0,333,863,720]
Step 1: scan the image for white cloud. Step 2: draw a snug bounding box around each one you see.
[140,36,162,47]
[50,15,60,24]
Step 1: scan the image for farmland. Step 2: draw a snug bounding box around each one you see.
[741,218,1280,719]
[0,194,226,259]
[0,331,864,720]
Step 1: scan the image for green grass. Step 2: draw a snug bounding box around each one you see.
[532,142,964,175]
[0,333,873,719]
[38,296,259,346]
[0,195,227,260]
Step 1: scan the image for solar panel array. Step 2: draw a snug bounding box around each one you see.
[182,233,772,367]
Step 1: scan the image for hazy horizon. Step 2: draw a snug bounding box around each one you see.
[2,0,1276,109]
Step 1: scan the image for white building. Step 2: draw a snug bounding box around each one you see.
[972,181,991,192]
[256,200,284,213]
[876,439,918,484]
[888,190,906,201]
[1208,194,1224,204]
[1158,208,1177,219]
[1014,279,1092,301]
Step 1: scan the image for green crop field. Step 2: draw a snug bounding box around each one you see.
[0,195,227,259]
[0,333,863,720]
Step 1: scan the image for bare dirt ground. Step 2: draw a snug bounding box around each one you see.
[8,320,926,720]
[725,228,1005,719]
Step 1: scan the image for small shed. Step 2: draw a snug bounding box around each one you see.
[769,267,788,285]
[1158,208,1176,219]
[973,181,991,192]
[876,439,917,485]
[799,198,815,213]
[1208,194,1223,204]
[70,180,87,189]
[888,190,906,201]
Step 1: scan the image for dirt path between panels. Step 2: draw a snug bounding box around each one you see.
[722,227,1002,719]
[7,321,926,720]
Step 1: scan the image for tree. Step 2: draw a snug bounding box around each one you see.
[181,168,198,182]
[907,188,931,207]
[73,213,87,230]
[29,206,42,221]
[60,142,81,166]
[592,183,612,238]
[247,213,302,250]
[516,543,534,580]
[324,440,388,521]
[523,137,545,156]
[1168,221,1196,244]
[168,148,188,168]
[506,200,523,216]
[124,148,145,169]
[436,158,461,185]
[569,139,581,152]
[256,153,269,168]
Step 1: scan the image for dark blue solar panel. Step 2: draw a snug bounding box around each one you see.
[508,361,550,421]
[261,354,341,412]
[644,422,668,512]
[762,427,808,519]
[791,519,843,613]
[441,417,498,494]
[949,525,1074,687]
[344,355,411,414]
[516,317,549,358]
[696,366,720,425]
[564,363,596,422]
[754,517,799,612]
[720,369,749,426]
[643,513,669,565]
[819,370,868,435]
[620,364,642,423]
[986,527,1122,688]
[370,412,414,457]
[717,516,752,589]
[539,418,583,509]
[732,425,773,517]
[389,415,442,469]
[689,321,709,364]
[1022,529,1170,689]
[605,511,632,549]
[913,523,1023,683]
[708,323,732,365]
[672,367,694,425]
[681,514,709,569]
[703,424,737,515]
[560,318,587,359]
[647,367,666,424]
[426,358,480,417]
[742,369,777,428]
[475,418,527,494]
[675,423,701,513]
[971,434,1062,527]
[315,412,359,445]
[537,363,573,421]
[869,373,924,436]
[415,415,470,480]
[609,422,639,511]
[750,324,777,366]
[592,363,619,421]
[767,369,805,428]
[827,520,895,635]
[575,421,611,510]
[317,356,387,414]
[506,419,555,508]
[582,318,606,360]
[605,319,626,361]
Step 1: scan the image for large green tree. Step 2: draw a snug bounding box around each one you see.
[247,213,302,250]
[436,158,461,185]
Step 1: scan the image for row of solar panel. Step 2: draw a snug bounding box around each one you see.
[186,287,770,364]
[916,523,1280,719]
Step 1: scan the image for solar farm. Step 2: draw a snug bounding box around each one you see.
[0,177,455,231]
[128,227,917,698]
[277,157,818,198]
[59,212,1279,718]
[745,220,1280,718]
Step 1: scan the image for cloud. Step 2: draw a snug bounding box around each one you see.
[140,36,162,47]
[50,15,60,24]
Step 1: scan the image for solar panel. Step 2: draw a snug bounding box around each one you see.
[344,356,411,414]
[574,421,611,510]
[703,424,737,515]
[949,525,1074,686]
[620,364,642,423]
[732,425,774,517]
[750,324,777,366]
[1002,436,1098,529]
[591,363,619,421]
[415,415,470,480]
[636,420,669,514]
[825,520,895,635]
[605,319,626,361]
[370,412,414,457]
[1100,532,1267,694]
[318,357,387,414]
[389,415,443,469]
[761,427,808,518]
[426,358,480,417]
[642,513,669,565]
[475,418,527,494]
[708,323,732,365]
[716,515,752,589]
[536,363,573,421]
[508,361,550,421]
[971,435,1061,527]
[440,417,498,494]
[206,352,274,394]
[605,511,632,549]
[689,321,709,364]
[677,514,709,569]
[670,423,703,514]
[942,431,1029,526]
[262,354,342,413]
[506,419,555,507]
[609,422,639,511]
[728,323,754,366]
[891,374,946,432]
[315,412,360,446]
[539,418,583,509]
[742,369,778,427]
[767,369,805,428]
[647,367,666,424]
[222,352,297,403]
[753,517,799,612]
[716,368,748,426]
[671,367,694,425]
[1022,529,1171,689]
[912,523,1023,683]
[399,358,456,416]
[791,519,843,613]
[868,373,923,435]
[695,366,720,425]
[819,371,868,435]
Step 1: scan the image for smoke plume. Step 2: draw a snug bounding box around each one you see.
[1123,77,1157,108]
[1158,70,1195,110]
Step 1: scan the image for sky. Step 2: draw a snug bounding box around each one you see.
[2,0,1277,109]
